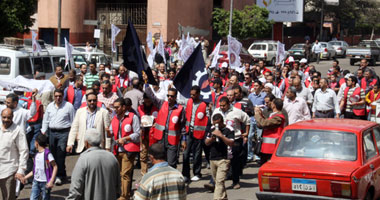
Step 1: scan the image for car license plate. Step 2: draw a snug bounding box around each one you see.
[295,52,301,55]
[292,178,317,192]
[355,56,360,58]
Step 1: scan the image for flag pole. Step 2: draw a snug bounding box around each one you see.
[229,0,234,36]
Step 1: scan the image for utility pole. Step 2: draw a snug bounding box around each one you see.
[319,0,324,41]
[229,0,234,36]
[57,0,62,46]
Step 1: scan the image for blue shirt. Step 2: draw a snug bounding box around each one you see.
[248,91,267,123]
[64,86,85,110]
[148,161,169,172]
[248,91,267,106]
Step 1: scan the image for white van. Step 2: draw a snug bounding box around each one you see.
[248,40,278,66]
[0,39,87,102]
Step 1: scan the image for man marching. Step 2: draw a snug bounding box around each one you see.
[110,98,140,200]
[182,86,209,182]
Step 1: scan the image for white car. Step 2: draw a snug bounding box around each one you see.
[248,41,278,65]
[0,39,86,102]
[314,42,337,60]
[74,47,118,68]
[328,40,349,57]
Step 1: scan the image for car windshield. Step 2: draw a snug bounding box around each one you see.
[329,41,342,46]
[321,43,327,47]
[250,44,267,50]
[276,130,357,161]
[291,44,304,49]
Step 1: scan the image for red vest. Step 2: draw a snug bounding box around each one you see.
[361,78,377,92]
[215,93,227,108]
[80,101,104,108]
[66,85,86,104]
[154,101,184,145]
[20,97,44,123]
[111,112,140,154]
[234,102,242,110]
[185,99,208,139]
[261,113,285,154]
[344,87,366,116]
[115,74,129,88]
[368,90,380,103]
[138,104,159,146]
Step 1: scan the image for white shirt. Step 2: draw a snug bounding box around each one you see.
[34,151,54,182]
[284,97,311,125]
[0,103,37,132]
[312,43,322,53]
[212,106,250,139]
[312,88,340,114]
[0,123,28,178]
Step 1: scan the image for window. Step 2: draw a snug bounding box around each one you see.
[268,44,274,51]
[276,130,357,161]
[373,127,380,151]
[33,57,53,73]
[0,56,11,75]
[18,58,33,78]
[363,131,377,161]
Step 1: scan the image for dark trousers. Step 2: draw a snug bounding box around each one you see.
[158,133,179,168]
[230,138,244,184]
[345,112,366,120]
[203,140,211,164]
[49,130,69,178]
[315,110,335,118]
[182,132,202,178]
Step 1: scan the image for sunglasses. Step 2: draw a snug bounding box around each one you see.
[167,95,176,98]
[88,99,97,102]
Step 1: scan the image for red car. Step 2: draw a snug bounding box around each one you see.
[256,119,380,200]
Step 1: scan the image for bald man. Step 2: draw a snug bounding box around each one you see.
[292,77,313,106]
[0,108,29,200]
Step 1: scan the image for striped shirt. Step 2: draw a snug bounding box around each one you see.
[134,162,186,200]
[84,72,99,87]
[345,86,365,113]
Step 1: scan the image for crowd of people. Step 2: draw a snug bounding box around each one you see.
[0,35,378,200]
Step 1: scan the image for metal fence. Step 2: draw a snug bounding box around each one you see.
[96,3,147,25]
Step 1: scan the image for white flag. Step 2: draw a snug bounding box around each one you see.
[146,32,155,68]
[210,40,221,68]
[157,36,166,64]
[227,35,242,69]
[111,24,121,53]
[276,41,286,65]
[146,32,154,52]
[31,31,42,53]
[178,32,194,62]
[64,38,74,69]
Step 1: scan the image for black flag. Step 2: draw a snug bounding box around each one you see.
[122,19,157,85]
[173,44,212,103]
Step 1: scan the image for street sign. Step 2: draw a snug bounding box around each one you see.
[94,29,100,39]
[84,19,98,26]
[325,0,339,6]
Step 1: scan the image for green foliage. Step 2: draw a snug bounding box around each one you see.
[0,0,36,40]
[212,5,273,40]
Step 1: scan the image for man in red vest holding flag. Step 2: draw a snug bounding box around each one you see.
[254,98,286,165]
[110,98,140,200]
[145,85,186,169]
[64,75,86,111]
[182,86,209,182]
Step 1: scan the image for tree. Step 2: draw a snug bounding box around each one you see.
[0,0,36,40]
[212,5,273,40]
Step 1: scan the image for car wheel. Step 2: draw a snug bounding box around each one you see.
[364,191,373,200]
[350,59,355,66]
[328,53,331,60]
[270,57,275,66]
[343,51,346,58]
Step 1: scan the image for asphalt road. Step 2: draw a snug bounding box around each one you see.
[18,57,380,200]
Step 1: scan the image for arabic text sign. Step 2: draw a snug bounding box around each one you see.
[257,0,303,22]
